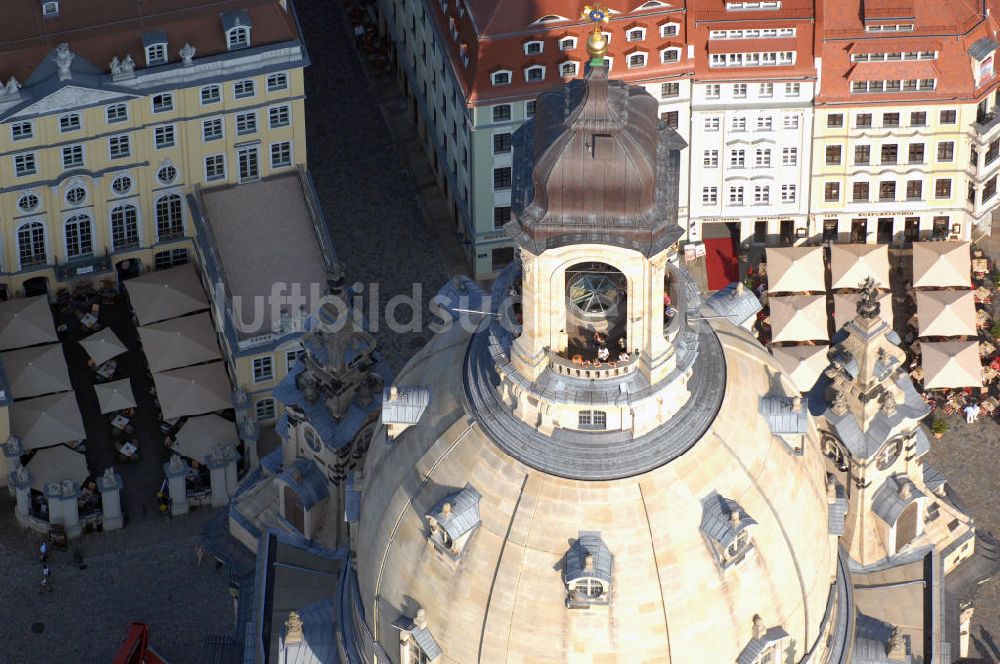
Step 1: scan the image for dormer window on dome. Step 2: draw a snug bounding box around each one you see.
[223,10,252,50]
[425,484,481,559]
[142,31,168,66]
[736,615,788,664]
[701,493,757,569]
[759,394,808,455]
[872,475,925,555]
[564,531,612,608]
[392,608,443,664]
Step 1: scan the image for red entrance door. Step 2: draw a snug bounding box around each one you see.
[704,237,739,291]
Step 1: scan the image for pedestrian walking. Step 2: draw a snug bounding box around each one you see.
[39,565,52,593]
[39,541,47,563]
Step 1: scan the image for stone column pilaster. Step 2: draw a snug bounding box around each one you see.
[163,455,190,516]
[208,448,229,507]
[60,480,82,538]
[9,466,31,527]
[223,446,240,497]
[97,469,124,530]
[3,437,23,497]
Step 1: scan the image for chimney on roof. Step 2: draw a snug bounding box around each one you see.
[584,553,595,570]
[441,501,453,518]
[729,509,741,527]
[414,608,428,630]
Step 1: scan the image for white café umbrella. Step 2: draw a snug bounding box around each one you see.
[766,246,826,294]
[173,414,240,463]
[153,361,232,420]
[25,445,90,492]
[769,294,829,343]
[138,312,221,372]
[912,241,971,289]
[0,295,58,351]
[11,391,86,451]
[126,263,209,325]
[94,378,137,414]
[1,343,72,399]
[79,327,128,365]
[771,344,831,393]
[921,340,983,389]
[916,290,976,338]
[829,244,890,290]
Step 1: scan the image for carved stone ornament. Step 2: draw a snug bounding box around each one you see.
[110,57,122,76]
[103,467,117,485]
[121,54,135,74]
[1,76,21,97]
[14,465,29,486]
[169,453,184,473]
[55,43,75,81]
[180,43,197,66]
[880,391,897,417]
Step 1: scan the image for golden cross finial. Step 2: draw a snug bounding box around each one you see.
[581,4,612,64]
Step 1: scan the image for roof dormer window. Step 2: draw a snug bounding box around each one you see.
[142,32,169,67]
[564,531,613,608]
[559,36,577,51]
[42,1,59,17]
[738,615,788,664]
[392,609,443,664]
[223,10,252,51]
[491,70,511,86]
[628,52,647,68]
[700,493,756,569]
[425,484,481,559]
[660,22,680,37]
[525,65,546,82]
[524,40,544,55]
[626,27,645,42]
[560,61,579,77]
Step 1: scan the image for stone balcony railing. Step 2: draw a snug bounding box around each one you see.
[547,348,639,380]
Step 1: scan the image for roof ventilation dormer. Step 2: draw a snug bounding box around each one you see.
[42,1,59,18]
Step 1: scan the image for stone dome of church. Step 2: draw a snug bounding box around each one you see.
[347,311,846,663]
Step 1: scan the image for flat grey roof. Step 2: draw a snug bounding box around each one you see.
[199,173,330,339]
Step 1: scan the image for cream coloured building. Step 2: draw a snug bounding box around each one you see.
[0,0,307,298]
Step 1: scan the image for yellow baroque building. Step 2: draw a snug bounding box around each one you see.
[0,0,307,298]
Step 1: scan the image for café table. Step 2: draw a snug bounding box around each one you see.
[111,414,130,430]
[96,360,117,381]
[81,313,98,330]
[118,441,138,461]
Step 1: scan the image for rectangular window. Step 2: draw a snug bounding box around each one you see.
[940,109,957,124]
[270,141,292,168]
[827,113,844,128]
[730,149,746,168]
[909,111,927,126]
[854,145,870,164]
[757,116,772,131]
[253,356,274,383]
[255,398,276,420]
[62,145,83,169]
[108,135,131,159]
[780,184,796,203]
[203,118,223,141]
[152,93,173,113]
[785,82,800,96]
[704,149,719,167]
[285,349,304,372]
[729,186,744,205]
[825,145,842,165]
[661,110,679,129]
[234,79,256,99]
[525,100,535,117]
[704,117,720,131]
[705,84,721,99]
[932,216,949,238]
[236,111,258,136]
[106,103,128,123]
[702,186,718,204]
[881,144,897,164]
[782,147,798,165]
[493,132,512,154]
[755,148,771,167]
[937,141,954,162]
[983,175,997,202]
[201,85,221,104]
[205,154,226,181]
[493,206,511,228]
[904,217,920,241]
[882,112,900,127]
[493,166,512,189]
[935,178,952,199]
[238,146,259,182]
[491,246,514,271]
[734,83,747,98]
[267,72,289,92]
[11,121,33,140]
[856,113,872,128]
[825,182,840,202]
[492,104,511,122]
[783,115,799,129]
[753,185,769,204]
[908,143,924,164]
[906,180,922,200]
[14,152,37,177]
[879,181,896,201]
[59,113,81,132]
[759,82,773,97]
[660,82,680,98]
[732,117,746,131]
[853,182,869,202]
[578,410,607,430]
[269,105,290,128]
[154,124,175,149]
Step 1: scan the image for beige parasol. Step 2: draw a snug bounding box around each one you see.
[153,361,233,420]
[921,340,983,389]
[829,244,890,290]
[771,344,831,393]
[94,378,137,414]
[138,312,221,372]
[11,391,86,450]
[768,294,829,343]
[173,414,240,463]
[125,263,209,325]
[1,343,71,399]
[0,295,58,351]
[912,241,971,289]
[916,290,976,338]
[765,246,826,294]
[79,326,128,365]
[25,445,90,492]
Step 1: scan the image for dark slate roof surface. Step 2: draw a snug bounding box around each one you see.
[759,395,808,434]
[700,493,756,547]
[565,531,613,584]
[390,617,443,660]
[871,476,925,526]
[736,626,790,664]
[278,458,329,511]
[969,37,1000,60]
[427,484,482,541]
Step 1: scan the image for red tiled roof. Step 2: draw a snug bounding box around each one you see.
[0,0,299,82]
[846,60,942,80]
[707,38,798,54]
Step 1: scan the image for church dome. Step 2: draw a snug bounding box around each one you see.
[348,314,845,663]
